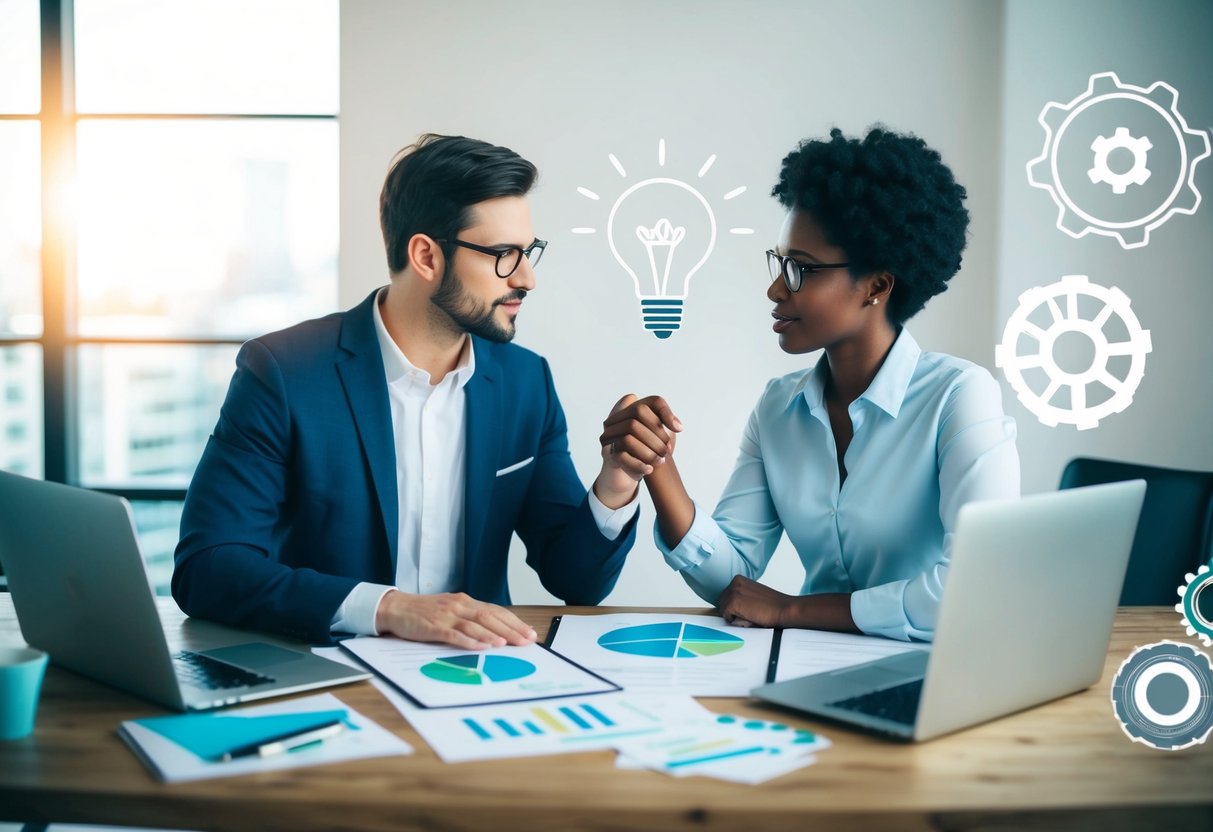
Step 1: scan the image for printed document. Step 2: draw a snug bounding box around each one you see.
[546,613,774,696]
[341,637,619,708]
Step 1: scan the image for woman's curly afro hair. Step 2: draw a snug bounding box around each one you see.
[771,127,969,324]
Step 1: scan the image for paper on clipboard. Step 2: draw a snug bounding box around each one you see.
[340,637,620,708]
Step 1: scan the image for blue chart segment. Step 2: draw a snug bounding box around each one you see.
[462,702,619,742]
[596,622,744,658]
[420,654,536,685]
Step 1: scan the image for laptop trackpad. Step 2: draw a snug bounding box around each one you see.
[202,643,310,669]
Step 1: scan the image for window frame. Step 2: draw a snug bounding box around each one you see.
[0,0,339,505]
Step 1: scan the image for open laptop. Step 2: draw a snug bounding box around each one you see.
[0,470,369,711]
[752,480,1146,741]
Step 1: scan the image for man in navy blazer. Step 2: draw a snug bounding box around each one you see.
[173,135,677,646]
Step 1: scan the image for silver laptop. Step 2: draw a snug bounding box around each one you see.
[0,470,369,711]
[752,480,1147,741]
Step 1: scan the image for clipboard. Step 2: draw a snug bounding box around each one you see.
[339,637,621,709]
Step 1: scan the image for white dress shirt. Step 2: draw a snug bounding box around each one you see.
[657,328,1020,641]
[331,288,637,634]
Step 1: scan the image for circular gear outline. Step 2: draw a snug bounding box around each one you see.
[1026,71,1211,249]
[1110,640,1213,751]
[1176,564,1213,647]
[1089,127,1152,194]
[995,274,1152,430]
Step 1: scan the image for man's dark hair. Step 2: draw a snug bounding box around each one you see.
[380,133,538,273]
[771,126,969,324]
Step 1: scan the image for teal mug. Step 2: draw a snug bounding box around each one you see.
[0,647,49,740]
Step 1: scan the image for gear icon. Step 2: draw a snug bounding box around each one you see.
[1110,640,1213,751]
[995,274,1151,430]
[1176,564,1213,647]
[1089,127,1152,194]
[1027,71,1210,249]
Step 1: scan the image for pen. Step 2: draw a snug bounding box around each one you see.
[218,720,346,762]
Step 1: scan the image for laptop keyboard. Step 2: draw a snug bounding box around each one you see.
[172,650,274,690]
[828,678,924,725]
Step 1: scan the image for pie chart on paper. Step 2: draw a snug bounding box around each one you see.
[420,654,536,685]
[596,622,745,658]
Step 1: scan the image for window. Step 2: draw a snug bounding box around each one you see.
[1,0,339,593]
[0,1,43,482]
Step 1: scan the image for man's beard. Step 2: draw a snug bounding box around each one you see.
[429,266,525,344]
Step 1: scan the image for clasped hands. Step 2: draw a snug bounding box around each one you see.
[592,393,683,508]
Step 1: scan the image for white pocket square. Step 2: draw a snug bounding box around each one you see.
[495,456,535,477]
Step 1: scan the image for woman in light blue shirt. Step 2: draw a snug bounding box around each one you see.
[601,127,1020,641]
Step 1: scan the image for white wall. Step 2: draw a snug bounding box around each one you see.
[340,0,1210,605]
[997,0,1213,493]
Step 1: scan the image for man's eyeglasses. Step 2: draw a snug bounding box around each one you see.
[440,238,547,278]
[765,249,849,293]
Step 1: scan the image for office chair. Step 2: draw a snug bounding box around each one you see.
[1059,457,1213,605]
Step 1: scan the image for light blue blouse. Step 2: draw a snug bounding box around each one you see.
[658,329,1020,641]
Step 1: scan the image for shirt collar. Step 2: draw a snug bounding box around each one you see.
[788,328,922,419]
[372,286,475,388]
[860,328,920,417]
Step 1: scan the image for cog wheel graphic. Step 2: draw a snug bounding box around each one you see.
[995,275,1151,430]
[1110,640,1213,751]
[1027,71,1211,249]
[1089,127,1152,194]
[1176,564,1213,647]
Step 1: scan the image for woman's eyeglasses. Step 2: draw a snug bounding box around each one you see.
[765,249,849,292]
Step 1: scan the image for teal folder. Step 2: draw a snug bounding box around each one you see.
[133,709,349,762]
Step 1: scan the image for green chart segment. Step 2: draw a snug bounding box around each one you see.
[420,654,536,685]
[596,622,744,658]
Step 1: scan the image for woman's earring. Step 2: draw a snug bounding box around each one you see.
[868,298,880,306]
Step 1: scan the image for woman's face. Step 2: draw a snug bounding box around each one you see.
[767,210,877,355]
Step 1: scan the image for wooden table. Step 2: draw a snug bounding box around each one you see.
[1,596,1211,831]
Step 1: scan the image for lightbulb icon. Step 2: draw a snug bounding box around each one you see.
[573,139,752,339]
[633,217,687,337]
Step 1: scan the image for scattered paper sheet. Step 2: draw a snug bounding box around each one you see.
[118,693,412,783]
[546,613,774,696]
[386,687,711,763]
[614,712,829,783]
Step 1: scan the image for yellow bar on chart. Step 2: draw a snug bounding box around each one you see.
[529,708,569,734]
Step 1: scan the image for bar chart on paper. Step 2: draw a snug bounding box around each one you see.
[404,693,698,762]
[461,701,622,741]
[420,654,536,685]
[596,622,744,658]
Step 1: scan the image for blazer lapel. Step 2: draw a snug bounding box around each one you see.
[463,337,502,582]
[335,290,399,574]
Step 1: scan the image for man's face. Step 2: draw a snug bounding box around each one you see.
[430,196,537,343]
